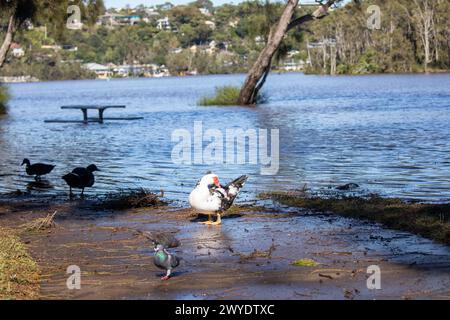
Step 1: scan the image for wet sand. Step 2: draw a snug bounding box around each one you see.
[0,196,449,300]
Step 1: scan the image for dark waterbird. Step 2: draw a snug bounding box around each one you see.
[21,158,55,181]
[153,244,181,280]
[62,164,100,198]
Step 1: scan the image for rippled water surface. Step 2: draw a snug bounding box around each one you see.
[1,73,450,202]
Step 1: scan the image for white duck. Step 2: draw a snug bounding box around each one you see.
[189,173,248,225]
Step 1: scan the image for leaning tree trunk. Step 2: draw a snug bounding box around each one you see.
[0,15,18,68]
[238,0,299,105]
[238,0,338,105]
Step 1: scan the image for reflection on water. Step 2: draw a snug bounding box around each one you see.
[1,73,450,202]
[26,180,54,192]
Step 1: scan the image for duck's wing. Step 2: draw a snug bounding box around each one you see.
[71,168,94,187]
[216,175,248,211]
[38,163,55,175]
[84,172,95,187]
[223,175,248,193]
[62,172,82,187]
[169,253,180,269]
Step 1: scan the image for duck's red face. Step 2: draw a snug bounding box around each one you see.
[213,176,220,187]
[200,173,221,188]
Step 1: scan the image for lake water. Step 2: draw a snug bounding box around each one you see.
[1,73,450,203]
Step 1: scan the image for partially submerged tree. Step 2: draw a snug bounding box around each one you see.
[238,0,349,105]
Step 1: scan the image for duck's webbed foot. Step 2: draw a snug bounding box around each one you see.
[199,214,213,225]
[210,213,222,225]
[201,213,221,226]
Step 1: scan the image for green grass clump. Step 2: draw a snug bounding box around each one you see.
[0,227,40,299]
[199,86,241,106]
[0,84,9,114]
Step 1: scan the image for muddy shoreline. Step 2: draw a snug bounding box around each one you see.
[0,195,449,300]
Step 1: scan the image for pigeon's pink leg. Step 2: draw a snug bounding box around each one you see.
[161,269,171,280]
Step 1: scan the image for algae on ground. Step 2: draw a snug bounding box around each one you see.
[291,258,319,267]
[260,191,450,245]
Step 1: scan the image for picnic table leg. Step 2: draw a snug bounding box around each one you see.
[81,108,88,124]
[98,108,105,124]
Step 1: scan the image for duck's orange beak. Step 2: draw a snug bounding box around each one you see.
[213,176,220,187]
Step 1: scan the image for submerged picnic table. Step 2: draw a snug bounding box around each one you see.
[45,105,143,124]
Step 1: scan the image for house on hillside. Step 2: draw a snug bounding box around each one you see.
[116,15,141,25]
[199,8,212,16]
[97,13,122,26]
[228,19,239,28]
[169,48,183,54]
[206,41,217,55]
[158,3,174,11]
[255,36,265,45]
[83,63,113,79]
[156,16,170,30]
[61,45,78,52]
[204,20,215,29]
[97,13,141,26]
[145,7,160,17]
[11,43,25,58]
[41,45,62,51]
[282,59,305,72]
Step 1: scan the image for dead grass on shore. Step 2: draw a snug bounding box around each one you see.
[22,211,57,232]
[96,188,166,210]
[260,191,450,245]
[0,227,39,300]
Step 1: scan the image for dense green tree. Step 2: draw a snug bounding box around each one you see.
[82,0,106,27]
[190,0,214,12]
[304,0,450,75]
[0,0,38,67]
[1,0,449,82]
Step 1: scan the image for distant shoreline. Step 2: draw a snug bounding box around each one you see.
[2,70,450,84]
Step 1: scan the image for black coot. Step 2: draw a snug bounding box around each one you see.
[21,158,55,181]
[62,164,100,198]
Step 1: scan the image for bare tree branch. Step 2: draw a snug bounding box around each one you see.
[287,0,338,32]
